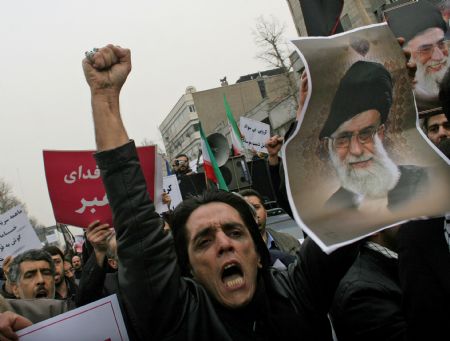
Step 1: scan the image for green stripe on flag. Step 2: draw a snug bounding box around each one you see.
[224,95,244,151]
[199,123,229,191]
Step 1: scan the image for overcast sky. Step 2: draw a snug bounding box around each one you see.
[0,0,298,231]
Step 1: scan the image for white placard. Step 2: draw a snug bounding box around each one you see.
[0,205,42,266]
[45,231,58,244]
[17,295,129,341]
[239,117,270,153]
[163,175,183,211]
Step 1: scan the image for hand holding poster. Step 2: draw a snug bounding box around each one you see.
[163,175,183,209]
[239,117,270,153]
[43,146,157,228]
[0,205,42,265]
[285,23,450,253]
[155,175,183,213]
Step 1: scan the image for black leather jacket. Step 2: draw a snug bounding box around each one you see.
[95,141,358,340]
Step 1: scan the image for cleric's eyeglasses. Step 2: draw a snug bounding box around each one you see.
[416,39,447,58]
[327,124,383,149]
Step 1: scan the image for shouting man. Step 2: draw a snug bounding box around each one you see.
[79,44,358,340]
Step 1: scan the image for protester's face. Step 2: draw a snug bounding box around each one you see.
[331,110,384,168]
[172,156,189,173]
[13,260,55,299]
[63,261,74,278]
[427,113,450,145]
[244,196,267,233]
[186,202,261,309]
[409,28,448,73]
[51,254,64,285]
[72,256,81,270]
[107,236,119,270]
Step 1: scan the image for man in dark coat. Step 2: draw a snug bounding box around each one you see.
[330,227,406,340]
[394,66,450,341]
[78,44,359,341]
[320,60,428,213]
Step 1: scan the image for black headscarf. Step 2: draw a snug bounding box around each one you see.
[319,61,393,139]
[385,0,447,43]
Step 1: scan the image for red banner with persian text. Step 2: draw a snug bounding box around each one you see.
[43,146,156,228]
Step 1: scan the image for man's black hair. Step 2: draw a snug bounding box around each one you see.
[8,249,55,284]
[386,0,447,43]
[174,153,189,160]
[239,189,265,205]
[44,245,65,262]
[171,190,270,277]
[320,61,393,139]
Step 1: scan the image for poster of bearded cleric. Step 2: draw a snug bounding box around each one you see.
[384,0,450,111]
[284,23,450,253]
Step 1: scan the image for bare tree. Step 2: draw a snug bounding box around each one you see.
[140,138,155,146]
[0,179,22,214]
[253,15,298,103]
[0,178,43,229]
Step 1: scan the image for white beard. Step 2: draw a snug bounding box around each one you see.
[415,55,449,95]
[329,135,401,199]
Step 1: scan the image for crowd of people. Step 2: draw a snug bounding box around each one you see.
[0,11,449,341]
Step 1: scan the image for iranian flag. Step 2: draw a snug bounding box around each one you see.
[224,95,245,156]
[199,123,229,191]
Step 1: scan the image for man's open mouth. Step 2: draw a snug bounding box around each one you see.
[35,288,48,298]
[221,263,244,289]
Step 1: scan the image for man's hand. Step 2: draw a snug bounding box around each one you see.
[86,220,113,253]
[298,71,309,120]
[82,44,132,96]
[2,256,14,296]
[86,220,113,267]
[2,256,13,282]
[0,312,32,341]
[265,135,284,166]
[162,192,172,208]
[82,44,131,151]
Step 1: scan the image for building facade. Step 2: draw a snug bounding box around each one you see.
[158,86,201,163]
[285,0,403,36]
[159,70,299,162]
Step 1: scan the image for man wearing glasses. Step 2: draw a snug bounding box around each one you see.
[172,153,194,177]
[390,0,449,110]
[319,61,428,213]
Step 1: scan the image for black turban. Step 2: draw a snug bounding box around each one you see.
[319,61,393,139]
[385,0,447,43]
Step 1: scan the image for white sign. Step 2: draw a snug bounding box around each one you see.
[156,175,183,213]
[239,117,270,153]
[46,231,59,244]
[17,295,129,341]
[0,205,42,266]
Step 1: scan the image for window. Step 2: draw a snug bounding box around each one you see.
[188,104,196,112]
